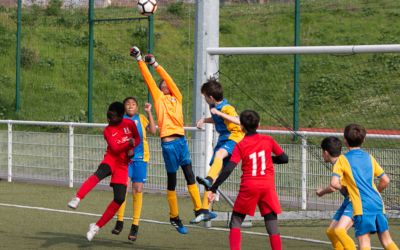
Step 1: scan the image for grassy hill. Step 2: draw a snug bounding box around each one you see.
[0,0,399,131]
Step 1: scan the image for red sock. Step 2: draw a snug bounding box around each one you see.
[96,201,121,228]
[269,234,282,250]
[76,175,99,199]
[229,228,241,250]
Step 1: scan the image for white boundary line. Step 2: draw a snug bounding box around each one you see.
[0,202,384,249]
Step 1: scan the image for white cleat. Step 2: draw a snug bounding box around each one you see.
[67,197,80,209]
[86,223,99,242]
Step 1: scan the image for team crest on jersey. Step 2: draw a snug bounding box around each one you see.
[134,120,139,125]
[170,97,176,102]
[123,127,131,134]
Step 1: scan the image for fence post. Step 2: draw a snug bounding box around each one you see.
[301,136,307,210]
[68,124,74,188]
[7,122,13,182]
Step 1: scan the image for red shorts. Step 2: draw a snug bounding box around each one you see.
[233,182,281,216]
[101,155,129,186]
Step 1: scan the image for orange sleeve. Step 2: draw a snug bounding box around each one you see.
[137,61,162,102]
[156,65,182,102]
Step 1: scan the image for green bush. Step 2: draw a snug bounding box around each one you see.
[21,47,40,68]
[46,0,62,16]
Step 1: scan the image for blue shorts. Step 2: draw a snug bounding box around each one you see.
[333,199,353,221]
[128,161,148,183]
[209,138,236,165]
[161,137,191,173]
[353,213,389,237]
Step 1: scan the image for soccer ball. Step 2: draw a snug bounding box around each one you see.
[137,0,157,16]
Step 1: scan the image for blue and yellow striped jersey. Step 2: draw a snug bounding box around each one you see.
[332,149,385,216]
[123,113,150,162]
[211,99,244,143]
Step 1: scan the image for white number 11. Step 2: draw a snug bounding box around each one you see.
[249,150,266,176]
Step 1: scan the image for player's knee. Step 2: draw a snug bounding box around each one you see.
[133,184,143,193]
[114,192,126,205]
[229,212,246,229]
[264,212,279,235]
[94,164,112,180]
[167,172,177,191]
[182,164,195,185]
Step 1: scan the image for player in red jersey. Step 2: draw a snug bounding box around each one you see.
[67,101,140,242]
[208,110,288,250]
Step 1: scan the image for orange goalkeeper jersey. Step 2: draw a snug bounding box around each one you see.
[137,61,184,138]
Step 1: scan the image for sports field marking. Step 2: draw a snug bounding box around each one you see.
[0,202,384,249]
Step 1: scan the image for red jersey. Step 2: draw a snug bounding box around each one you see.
[102,118,140,166]
[230,133,284,187]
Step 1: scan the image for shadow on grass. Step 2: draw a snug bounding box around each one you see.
[29,231,185,249]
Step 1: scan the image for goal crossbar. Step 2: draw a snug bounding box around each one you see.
[207,44,400,55]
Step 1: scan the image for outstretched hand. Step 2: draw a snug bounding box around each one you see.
[208,191,216,203]
[130,46,142,61]
[144,54,159,67]
[144,102,152,113]
[196,118,205,129]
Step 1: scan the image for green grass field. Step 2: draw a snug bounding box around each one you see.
[0,181,399,249]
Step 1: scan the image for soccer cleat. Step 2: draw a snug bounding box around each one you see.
[170,216,188,234]
[86,223,99,242]
[111,220,124,235]
[128,224,139,241]
[67,197,80,209]
[196,176,212,189]
[190,210,217,224]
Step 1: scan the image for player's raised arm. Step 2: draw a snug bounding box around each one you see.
[145,54,183,102]
[130,47,162,102]
[212,106,240,125]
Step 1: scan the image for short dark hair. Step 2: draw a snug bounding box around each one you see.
[200,79,223,101]
[321,136,342,157]
[344,123,366,147]
[108,101,125,117]
[123,96,138,106]
[239,110,260,133]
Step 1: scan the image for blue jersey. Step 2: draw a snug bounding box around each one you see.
[333,149,385,216]
[211,99,244,143]
[124,113,150,162]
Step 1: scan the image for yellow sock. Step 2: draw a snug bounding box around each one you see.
[326,227,344,250]
[167,190,179,218]
[360,248,370,250]
[386,242,399,250]
[202,191,210,210]
[187,184,202,212]
[334,228,356,250]
[132,192,143,226]
[207,157,223,180]
[116,191,128,221]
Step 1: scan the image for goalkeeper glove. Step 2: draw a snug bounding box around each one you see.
[144,54,159,68]
[130,46,142,61]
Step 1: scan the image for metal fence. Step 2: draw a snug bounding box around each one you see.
[1,120,399,218]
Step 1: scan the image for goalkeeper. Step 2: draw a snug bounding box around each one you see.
[129,47,203,234]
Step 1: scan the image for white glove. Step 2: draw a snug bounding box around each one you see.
[144,54,159,68]
[130,46,142,61]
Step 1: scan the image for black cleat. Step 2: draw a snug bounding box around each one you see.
[111,220,124,235]
[128,224,139,241]
[196,176,213,190]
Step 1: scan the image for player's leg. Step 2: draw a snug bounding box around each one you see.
[263,212,281,250]
[181,162,203,215]
[161,140,187,234]
[68,163,111,209]
[334,214,356,250]
[197,147,229,188]
[376,213,399,250]
[128,161,147,241]
[178,137,203,216]
[87,184,127,241]
[354,215,372,250]
[326,220,344,250]
[229,211,246,250]
[112,175,132,235]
